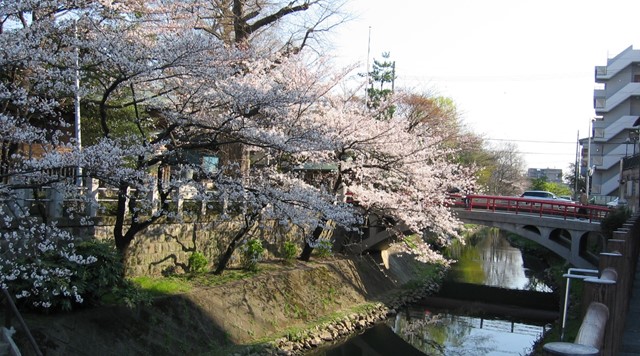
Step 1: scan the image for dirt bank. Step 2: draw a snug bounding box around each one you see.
[11,252,438,356]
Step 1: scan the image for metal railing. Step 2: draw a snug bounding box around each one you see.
[2,288,42,356]
[448,194,612,222]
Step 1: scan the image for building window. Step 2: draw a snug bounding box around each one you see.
[203,156,219,173]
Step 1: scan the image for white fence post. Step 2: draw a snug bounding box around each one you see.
[46,184,63,218]
[85,178,99,217]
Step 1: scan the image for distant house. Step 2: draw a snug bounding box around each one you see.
[527,168,563,184]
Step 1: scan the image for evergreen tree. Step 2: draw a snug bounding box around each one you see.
[366,52,396,119]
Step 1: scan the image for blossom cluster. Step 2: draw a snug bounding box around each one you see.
[0,219,96,309]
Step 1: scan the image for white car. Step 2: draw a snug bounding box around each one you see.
[520,191,561,201]
[607,197,626,208]
[520,191,575,211]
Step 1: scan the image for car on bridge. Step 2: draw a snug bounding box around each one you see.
[521,191,564,200]
[606,197,627,208]
[519,190,576,211]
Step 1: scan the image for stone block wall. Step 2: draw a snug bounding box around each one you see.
[47,215,339,276]
[89,218,331,276]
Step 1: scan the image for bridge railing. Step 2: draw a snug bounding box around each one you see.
[448,194,611,222]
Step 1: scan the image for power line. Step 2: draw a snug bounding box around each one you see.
[400,72,587,83]
[520,152,575,156]
[486,138,575,144]
[487,137,640,145]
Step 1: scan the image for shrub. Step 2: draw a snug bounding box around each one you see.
[282,241,298,262]
[1,221,97,311]
[242,239,265,272]
[601,207,631,239]
[315,239,333,258]
[74,240,150,308]
[3,233,148,312]
[188,251,209,273]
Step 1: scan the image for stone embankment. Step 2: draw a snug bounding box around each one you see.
[10,249,443,356]
[268,277,442,356]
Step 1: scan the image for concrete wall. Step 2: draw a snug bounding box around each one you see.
[58,217,315,276]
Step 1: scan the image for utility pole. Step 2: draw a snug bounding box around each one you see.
[574,130,579,197]
[74,19,82,187]
[365,26,371,106]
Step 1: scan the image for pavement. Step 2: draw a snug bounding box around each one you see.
[619,257,640,355]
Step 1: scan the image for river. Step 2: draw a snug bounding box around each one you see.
[310,228,557,355]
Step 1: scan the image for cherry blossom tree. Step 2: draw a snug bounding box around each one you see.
[0,0,360,278]
[294,91,475,263]
[0,0,475,292]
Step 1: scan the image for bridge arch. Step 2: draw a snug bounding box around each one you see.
[455,210,602,268]
[522,225,541,235]
[549,228,572,247]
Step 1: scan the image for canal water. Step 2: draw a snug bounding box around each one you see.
[310,228,556,355]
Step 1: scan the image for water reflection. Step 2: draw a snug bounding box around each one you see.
[388,306,548,356]
[308,323,425,356]
[448,228,551,292]
[310,228,554,355]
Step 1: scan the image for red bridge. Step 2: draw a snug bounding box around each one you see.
[448,194,611,268]
[357,195,612,269]
[449,194,612,223]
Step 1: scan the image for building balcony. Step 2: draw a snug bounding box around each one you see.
[595,46,640,80]
[594,116,639,142]
[595,66,607,79]
[595,82,640,113]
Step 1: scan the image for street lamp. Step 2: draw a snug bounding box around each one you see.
[585,118,594,201]
[585,117,603,201]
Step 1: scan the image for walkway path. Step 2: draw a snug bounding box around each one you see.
[619,255,640,355]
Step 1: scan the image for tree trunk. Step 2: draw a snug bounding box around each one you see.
[298,224,324,262]
[298,242,314,262]
[113,181,129,253]
[213,215,256,275]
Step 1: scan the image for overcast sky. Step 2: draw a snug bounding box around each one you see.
[330,0,640,172]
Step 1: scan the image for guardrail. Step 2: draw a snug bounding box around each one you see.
[3,181,216,219]
[448,194,611,222]
[2,288,42,356]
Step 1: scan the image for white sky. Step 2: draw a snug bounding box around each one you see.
[330,0,640,173]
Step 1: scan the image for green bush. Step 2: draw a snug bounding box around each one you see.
[315,239,333,258]
[72,240,149,308]
[601,207,631,239]
[188,251,209,273]
[242,239,265,272]
[282,241,298,263]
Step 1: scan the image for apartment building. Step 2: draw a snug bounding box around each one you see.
[527,168,563,184]
[588,46,640,199]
